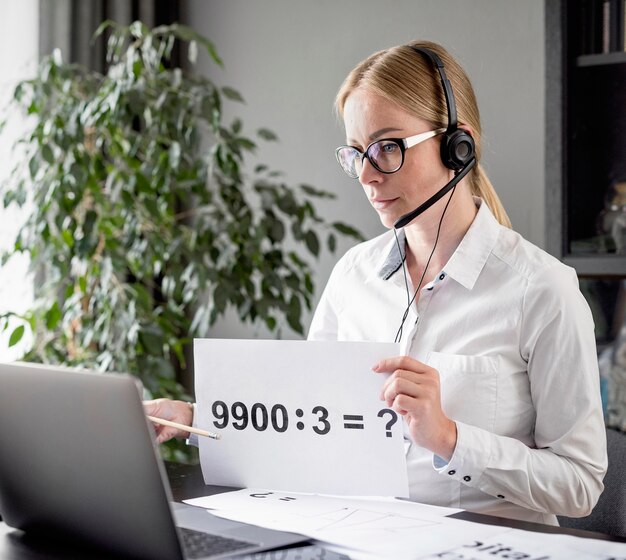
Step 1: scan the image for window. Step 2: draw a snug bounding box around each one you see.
[0,1,38,360]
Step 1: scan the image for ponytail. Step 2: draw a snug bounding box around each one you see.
[471,163,512,228]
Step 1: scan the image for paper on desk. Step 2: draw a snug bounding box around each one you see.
[193,339,408,497]
[184,488,504,559]
[186,490,626,560]
[419,527,626,560]
[185,488,462,518]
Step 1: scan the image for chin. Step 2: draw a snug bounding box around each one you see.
[377,213,397,230]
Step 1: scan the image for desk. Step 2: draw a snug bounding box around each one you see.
[1,462,624,559]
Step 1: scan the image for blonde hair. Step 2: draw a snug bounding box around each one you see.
[335,40,511,228]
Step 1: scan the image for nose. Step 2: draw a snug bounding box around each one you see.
[358,155,383,185]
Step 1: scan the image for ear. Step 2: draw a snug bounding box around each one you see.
[458,124,474,137]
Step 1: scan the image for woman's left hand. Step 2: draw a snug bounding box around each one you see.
[374,356,457,460]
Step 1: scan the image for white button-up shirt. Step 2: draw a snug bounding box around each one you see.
[308,198,607,525]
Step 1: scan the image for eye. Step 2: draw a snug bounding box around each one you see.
[380,142,399,153]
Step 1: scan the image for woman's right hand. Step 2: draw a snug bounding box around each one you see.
[143,398,194,444]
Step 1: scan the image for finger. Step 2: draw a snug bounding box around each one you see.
[373,355,427,374]
[143,399,159,415]
[379,368,424,399]
[155,426,184,444]
[392,394,413,416]
[156,431,170,444]
[144,398,172,419]
[381,375,423,406]
[156,430,172,444]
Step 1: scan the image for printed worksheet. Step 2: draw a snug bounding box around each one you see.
[185,489,504,559]
[186,489,626,560]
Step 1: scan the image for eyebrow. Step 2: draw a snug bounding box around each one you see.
[347,127,404,145]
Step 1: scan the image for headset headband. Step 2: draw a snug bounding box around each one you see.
[408,46,458,131]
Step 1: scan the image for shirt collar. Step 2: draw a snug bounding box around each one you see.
[443,198,501,290]
[377,229,407,280]
[376,198,501,290]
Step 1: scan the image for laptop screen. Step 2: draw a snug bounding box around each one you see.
[0,362,184,560]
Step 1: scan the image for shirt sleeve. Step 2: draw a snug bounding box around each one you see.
[435,264,607,517]
[186,403,199,447]
[307,259,343,341]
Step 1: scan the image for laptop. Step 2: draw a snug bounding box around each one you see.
[0,362,307,559]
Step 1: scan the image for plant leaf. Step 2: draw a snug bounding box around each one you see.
[257,128,278,141]
[222,86,244,103]
[304,230,319,257]
[332,221,365,240]
[8,325,25,347]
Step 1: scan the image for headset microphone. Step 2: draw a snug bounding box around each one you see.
[393,157,476,229]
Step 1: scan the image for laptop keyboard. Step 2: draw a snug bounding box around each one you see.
[179,527,258,559]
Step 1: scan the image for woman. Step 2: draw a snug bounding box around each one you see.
[145,40,607,525]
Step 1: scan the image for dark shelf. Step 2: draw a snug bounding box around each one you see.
[577,51,626,66]
[546,1,626,279]
[547,1,626,346]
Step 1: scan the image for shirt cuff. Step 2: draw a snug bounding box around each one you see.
[185,403,198,447]
[433,421,492,488]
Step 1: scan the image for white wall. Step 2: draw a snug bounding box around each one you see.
[0,0,39,360]
[186,0,545,338]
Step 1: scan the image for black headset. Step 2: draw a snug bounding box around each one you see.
[408,45,475,171]
[393,46,477,229]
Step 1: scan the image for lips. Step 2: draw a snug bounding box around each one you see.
[370,197,399,211]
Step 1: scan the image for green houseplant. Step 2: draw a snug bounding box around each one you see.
[0,21,362,458]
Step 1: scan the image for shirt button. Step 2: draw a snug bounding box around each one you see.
[497,494,505,499]
[463,475,471,482]
[447,470,456,476]
[439,273,445,280]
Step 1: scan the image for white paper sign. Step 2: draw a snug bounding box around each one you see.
[194,339,408,497]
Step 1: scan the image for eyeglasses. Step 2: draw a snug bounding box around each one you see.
[335,128,446,179]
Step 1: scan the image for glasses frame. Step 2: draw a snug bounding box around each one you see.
[335,127,446,179]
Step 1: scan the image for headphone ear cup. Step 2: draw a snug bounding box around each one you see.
[440,129,475,171]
